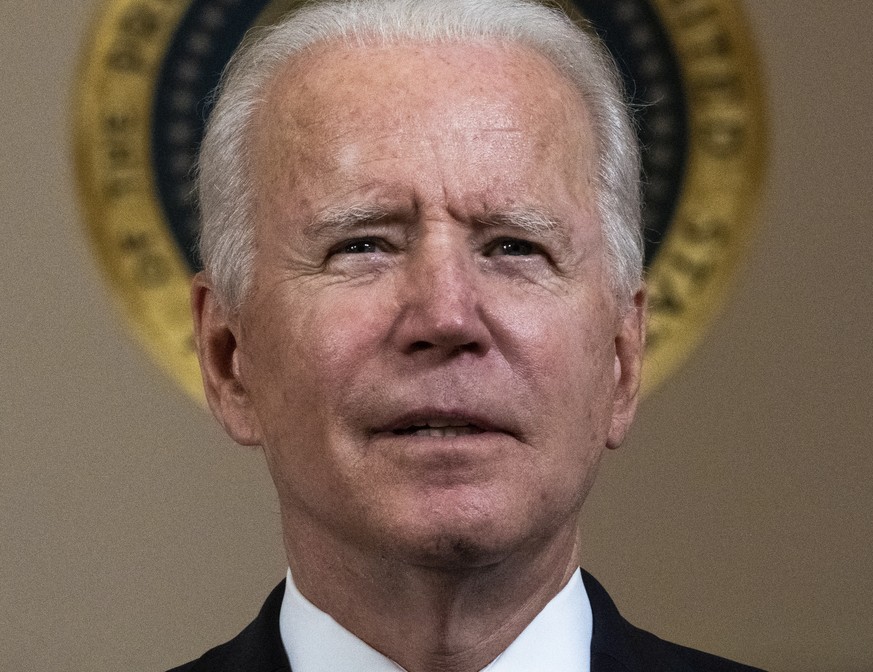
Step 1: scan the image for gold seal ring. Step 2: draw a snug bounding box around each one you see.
[74,0,767,403]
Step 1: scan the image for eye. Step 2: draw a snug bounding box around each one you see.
[335,238,380,255]
[487,238,538,257]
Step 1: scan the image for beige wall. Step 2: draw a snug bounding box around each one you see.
[2,2,871,670]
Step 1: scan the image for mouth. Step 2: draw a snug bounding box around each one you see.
[376,412,509,439]
[391,420,487,438]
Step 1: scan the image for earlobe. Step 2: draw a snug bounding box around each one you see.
[191,273,263,446]
[606,286,647,450]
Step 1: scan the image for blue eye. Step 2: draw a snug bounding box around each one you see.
[490,238,536,256]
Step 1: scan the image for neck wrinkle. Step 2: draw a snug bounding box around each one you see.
[283,515,582,672]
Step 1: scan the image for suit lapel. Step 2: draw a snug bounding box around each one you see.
[188,580,292,672]
[239,580,293,672]
[583,570,642,672]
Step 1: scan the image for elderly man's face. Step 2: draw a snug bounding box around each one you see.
[198,41,643,567]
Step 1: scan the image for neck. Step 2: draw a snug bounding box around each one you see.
[283,519,581,672]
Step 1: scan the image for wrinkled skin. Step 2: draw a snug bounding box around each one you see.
[194,40,644,672]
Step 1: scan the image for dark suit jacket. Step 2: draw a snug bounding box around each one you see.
[169,571,765,672]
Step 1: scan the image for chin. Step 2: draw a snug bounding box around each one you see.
[380,500,544,571]
[399,529,507,569]
[393,540,505,573]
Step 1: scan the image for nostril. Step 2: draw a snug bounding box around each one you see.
[459,341,481,354]
[407,339,483,355]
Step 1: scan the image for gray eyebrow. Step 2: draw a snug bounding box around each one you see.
[303,204,395,241]
[474,207,573,251]
[475,208,563,237]
[302,203,569,244]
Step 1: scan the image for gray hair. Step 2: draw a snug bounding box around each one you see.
[197,0,642,312]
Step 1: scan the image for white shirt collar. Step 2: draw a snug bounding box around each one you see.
[279,567,592,672]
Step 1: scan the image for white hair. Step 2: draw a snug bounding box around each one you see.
[197,0,643,312]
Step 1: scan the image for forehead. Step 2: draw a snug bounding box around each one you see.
[250,39,597,221]
[268,38,583,113]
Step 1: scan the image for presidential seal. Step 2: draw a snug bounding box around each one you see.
[74,0,766,403]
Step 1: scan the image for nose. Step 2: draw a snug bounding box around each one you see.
[391,234,493,357]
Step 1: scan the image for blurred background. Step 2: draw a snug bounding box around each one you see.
[2,1,871,670]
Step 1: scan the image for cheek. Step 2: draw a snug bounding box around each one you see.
[242,289,394,502]
[500,293,617,439]
[304,290,392,387]
[529,321,615,506]
[247,285,392,427]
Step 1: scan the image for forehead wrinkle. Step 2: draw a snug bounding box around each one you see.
[256,40,599,244]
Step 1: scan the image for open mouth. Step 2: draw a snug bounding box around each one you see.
[391,423,486,438]
[377,410,511,440]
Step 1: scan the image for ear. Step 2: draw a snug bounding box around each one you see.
[606,285,646,450]
[191,272,263,446]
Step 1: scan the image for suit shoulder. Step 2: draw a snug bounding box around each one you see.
[582,570,766,672]
[623,621,766,672]
[165,582,290,672]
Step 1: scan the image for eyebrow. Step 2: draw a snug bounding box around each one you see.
[474,207,563,238]
[302,203,569,244]
[303,204,395,241]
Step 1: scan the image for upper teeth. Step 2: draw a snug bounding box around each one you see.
[390,419,487,436]
[411,426,480,437]
[423,419,463,428]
